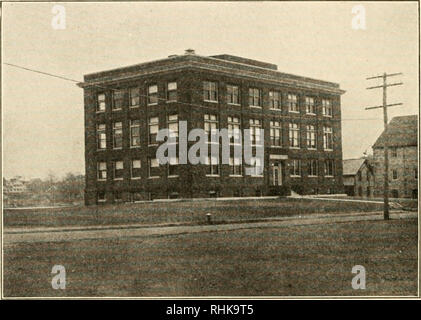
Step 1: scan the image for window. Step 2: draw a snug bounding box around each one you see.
[391,147,397,157]
[96,124,106,150]
[97,93,106,112]
[306,125,317,149]
[305,97,315,114]
[130,120,140,147]
[391,189,399,198]
[112,122,123,149]
[309,159,318,177]
[289,123,300,148]
[228,116,241,144]
[97,191,106,203]
[249,119,262,145]
[248,157,263,176]
[204,114,218,142]
[203,81,218,102]
[131,192,143,202]
[415,168,418,179]
[97,162,107,180]
[291,159,301,177]
[168,114,179,142]
[270,121,281,146]
[227,85,239,105]
[113,160,124,180]
[129,87,140,107]
[206,156,219,175]
[131,159,141,179]
[366,170,370,182]
[167,82,177,102]
[168,157,179,176]
[229,157,242,176]
[249,88,261,107]
[148,117,159,144]
[366,187,371,197]
[322,99,332,117]
[269,91,281,109]
[392,169,398,180]
[148,158,159,177]
[148,84,158,105]
[114,192,123,202]
[288,94,298,112]
[112,90,125,110]
[323,126,333,150]
[324,159,334,177]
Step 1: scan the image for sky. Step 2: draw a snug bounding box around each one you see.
[2,1,419,180]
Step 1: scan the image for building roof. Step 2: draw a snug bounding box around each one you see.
[342,158,366,176]
[77,50,345,95]
[373,115,418,149]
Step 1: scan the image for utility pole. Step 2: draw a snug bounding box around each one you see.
[365,72,403,220]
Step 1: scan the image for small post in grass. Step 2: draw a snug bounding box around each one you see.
[206,213,212,224]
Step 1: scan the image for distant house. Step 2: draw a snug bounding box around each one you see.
[372,115,418,199]
[4,176,27,194]
[343,157,375,197]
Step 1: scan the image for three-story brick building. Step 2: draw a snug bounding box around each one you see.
[78,50,345,205]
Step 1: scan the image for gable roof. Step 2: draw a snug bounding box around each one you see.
[343,158,366,176]
[373,115,418,148]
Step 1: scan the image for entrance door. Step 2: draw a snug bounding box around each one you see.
[272,163,282,186]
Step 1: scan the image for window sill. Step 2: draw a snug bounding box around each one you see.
[131,177,141,180]
[97,179,107,182]
[148,103,158,106]
[269,108,282,111]
[307,148,317,150]
[166,100,177,103]
[148,144,159,147]
[249,175,264,178]
[227,103,241,106]
[148,176,160,179]
[96,110,106,114]
[324,149,333,152]
[112,108,122,112]
[290,175,301,178]
[97,200,106,203]
[113,147,123,150]
[113,178,123,181]
[229,175,243,177]
[129,105,140,108]
[249,105,262,109]
[306,113,316,116]
[206,174,220,177]
[289,147,300,150]
[308,175,318,178]
[323,115,333,118]
[324,175,334,178]
[204,100,218,103]
[96,149,106,151]
[289,111,300,114]
[270,145,283,148]
[168,175,179,178]
[130,146,141,149]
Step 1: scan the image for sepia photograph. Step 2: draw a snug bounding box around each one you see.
[1,1,419,302]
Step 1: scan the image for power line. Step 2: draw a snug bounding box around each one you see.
[364,72,403,220]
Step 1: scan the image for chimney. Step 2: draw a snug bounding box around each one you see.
[184,49,195,55]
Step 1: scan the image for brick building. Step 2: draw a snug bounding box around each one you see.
[343,157,375,197]
[372,115,418,199]
[78,50,345,205]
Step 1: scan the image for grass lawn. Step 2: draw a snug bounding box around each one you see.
[4,197,387,228]
[3,218,417,297]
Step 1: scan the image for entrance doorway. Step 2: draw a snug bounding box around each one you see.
[271,162,283,186]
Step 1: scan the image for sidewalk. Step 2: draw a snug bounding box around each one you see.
[4,210,417,244]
